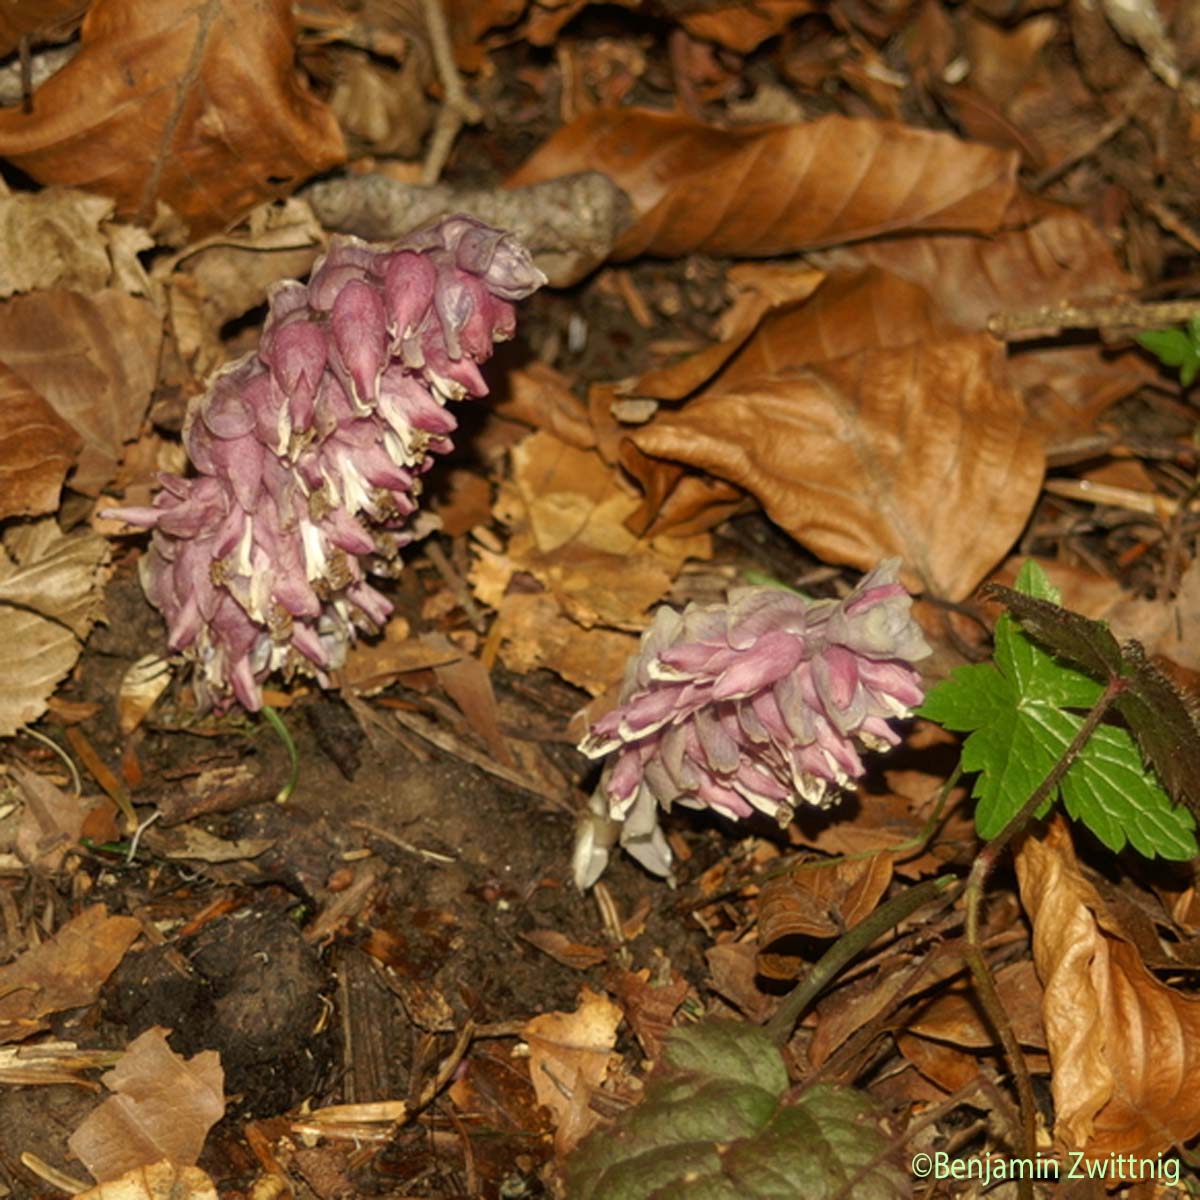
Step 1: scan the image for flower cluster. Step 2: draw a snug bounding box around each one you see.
[108,217,545,711]
[574,560,931,886]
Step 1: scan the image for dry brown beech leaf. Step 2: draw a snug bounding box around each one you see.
[629,333,1044,600]
[68,1027,224,1184]
[1015,816,1200,1158]
[812,207,1135,333]
[523,987,622,1156]
[0,0,86,56]
[0,290,161,496]
[809,212,1149,433]
[507,107,1019,260]
[906,959,1046,1050]
[718,269,954,378]
[0,363,81,520]
[757,852,893,981]
[0,905,140,1043]
[481,430,711,630]
[0,0,345,236]
[0,519,109,737]
[74,1162,218,1200]
[0,189,152,299]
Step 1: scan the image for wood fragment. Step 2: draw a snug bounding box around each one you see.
[988,296,1200,341]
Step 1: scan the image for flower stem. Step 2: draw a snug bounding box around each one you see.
[262,705,299,803]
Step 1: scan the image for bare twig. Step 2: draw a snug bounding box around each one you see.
[419,0,482,185]
[424,539,486,633]
[988,296,1200,341]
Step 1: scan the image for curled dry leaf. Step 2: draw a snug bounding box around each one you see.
[486,590,639,696]
[677,0,818,54]
[493,362,596,451]
[756,852,894,981]
[628,333,1043,600]
[163,198,325,379]
[0,519,109,737]
[0,0,86,56]
[0,289,160,496]
[12,764,114,870]
[486,431,711,630]
[508,107,1019,260]
[1014,817,1200,1157]
[0,0,345,235]
[68,1027,224,1184]
[472,430,709,692]
[610,968,691,1060]
[906,959,1046,1050]
[0,362,81,520]
[117,654,173,736]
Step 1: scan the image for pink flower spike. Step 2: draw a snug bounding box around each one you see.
[575,563,931,887]
[105,215,542,711]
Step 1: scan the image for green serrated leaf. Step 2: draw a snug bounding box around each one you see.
[1059,723,1197,859]
[565,1021,909,1200]
[1137,327,1200,387]
[662,1016,788,1095]
[921,564,1197,859]
[983,571,1200,823]
[1012,558,1059,601]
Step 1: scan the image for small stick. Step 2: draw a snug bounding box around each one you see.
[20,728,81,797]
[988,296,1200,341]
[419,0,482,185]
[425,539,486,633]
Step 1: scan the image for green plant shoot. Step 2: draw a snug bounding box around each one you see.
[1137,315,1200,387]
[920,561,1197,859]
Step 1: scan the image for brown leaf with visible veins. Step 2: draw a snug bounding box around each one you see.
[68,1027,224,1183]
[0,364,80,519]
[0,290,160,496]
[0,0,345,235]
[629,333,1043,600]
[0,520,110,737]
[813,208,1135,334]
[1015,817,1200,1157]
[508,107,1019,260]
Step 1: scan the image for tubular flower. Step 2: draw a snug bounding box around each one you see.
[108,217,545,711]
[574,560,931,887]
